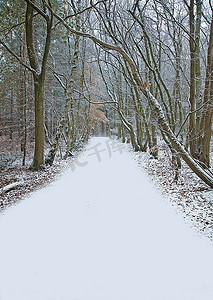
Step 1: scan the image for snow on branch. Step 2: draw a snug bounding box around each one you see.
[0,181,25,194]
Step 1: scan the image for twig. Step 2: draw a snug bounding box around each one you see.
[0,39,36,74]
[176,99,211,138]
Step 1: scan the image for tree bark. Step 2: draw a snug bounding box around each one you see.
[19,31,27,166]
[31,77,45,169]
[189,0,196,157]
[198,12,213,167]
[195,0,202,146]
[45,118,66,166]
[25,0,53,170]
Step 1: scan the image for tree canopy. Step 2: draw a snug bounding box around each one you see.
[0,0,212,186]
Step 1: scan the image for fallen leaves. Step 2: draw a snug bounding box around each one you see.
[0,164,65,213]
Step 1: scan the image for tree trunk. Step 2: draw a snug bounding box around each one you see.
[117,106,139,152]
[31,77,45,169]
[45,118,66,166]
[198,12,213,167]
[25,0,53,170]
[20,31,27,166]
[195,0,202,148]
[64,35,80,159]
[189,0,196,157]
[125,62,151,150]
[10,88,13,141]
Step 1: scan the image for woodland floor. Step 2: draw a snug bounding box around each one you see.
[0,135,213,240]
[131,144,213,241]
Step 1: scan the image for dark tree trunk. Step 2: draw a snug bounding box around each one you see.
[189,0,196,157]
[25,0,53,170]
[198,12,213,167]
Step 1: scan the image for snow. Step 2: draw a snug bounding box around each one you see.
[131,143,213,239]
[0,137,213,300]
[0,181,25,194]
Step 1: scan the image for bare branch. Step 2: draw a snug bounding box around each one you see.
[2,13,39,38]
[183,0,190,9]
[210,0,213,13]
[176,99,212,138]
[0,38,36,74]
[24,0,49,20]
[53,0,106,29]
[146,0,195,42]
[53,73,66,91]
[73,89,116,105]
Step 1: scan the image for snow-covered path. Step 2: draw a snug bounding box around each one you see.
[0,137,213,300]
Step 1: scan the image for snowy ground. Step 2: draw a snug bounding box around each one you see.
[131,144,213,240]
[0,137,213,300]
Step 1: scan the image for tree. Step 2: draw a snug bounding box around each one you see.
[198,11,213,167]
[45,1,213,187]
[0,0,212,187]
[186,0,202,157]
[25,0,53,170]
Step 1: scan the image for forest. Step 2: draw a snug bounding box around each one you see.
[1,2,213,298]
[0,0,213,196]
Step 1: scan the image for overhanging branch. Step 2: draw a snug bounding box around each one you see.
[0,38,36,74]
[24,0,49,20]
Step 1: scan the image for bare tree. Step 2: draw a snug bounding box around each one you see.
[198,11,213,167]
[25,0,53,169]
